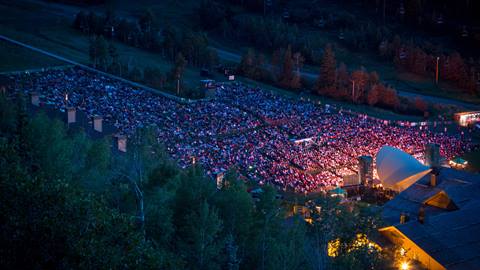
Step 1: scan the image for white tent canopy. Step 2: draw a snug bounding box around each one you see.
[376,146,431,192]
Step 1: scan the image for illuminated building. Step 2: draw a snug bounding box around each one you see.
[453,111,480,127]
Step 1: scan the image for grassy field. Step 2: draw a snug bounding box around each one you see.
[0,40,65,72]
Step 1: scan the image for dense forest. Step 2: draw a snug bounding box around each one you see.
[0,92,397,269]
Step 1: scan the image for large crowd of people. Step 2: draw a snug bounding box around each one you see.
[7,67,474,193]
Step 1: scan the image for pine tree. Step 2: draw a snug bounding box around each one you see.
[170,52,187,93]
[213,170,254,260]
[291,52,304,90]
[224,234,240,270]
[279,45,294,89]
[89,36,98,68]
[180,200,223,270]
[96,36,109,70]
[317,44,336,94]
[252,185,283,270]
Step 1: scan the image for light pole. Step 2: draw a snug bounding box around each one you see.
[435,57,440,85]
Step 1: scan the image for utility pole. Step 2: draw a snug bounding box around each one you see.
[435,57,440,85]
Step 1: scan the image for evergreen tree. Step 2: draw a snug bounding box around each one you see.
[180,200,223,270]
[171,52,187,82]
[0,113,163,269]
[250,185,283,270]
[89,35,108,69]
[224,233,240,270]
[213,170,254,260]
[279,45,294,89]
[316,44,337,94]
[108,42,119,66]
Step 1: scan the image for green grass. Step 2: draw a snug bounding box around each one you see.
[0,40,65,72]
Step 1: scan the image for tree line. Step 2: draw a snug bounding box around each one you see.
[380,36,479,94]
[236,44,430,116]
[199,0,479,97]
[197,0,320,66]
[0,90,396,269]
[316,45,402,111]
[87,34,197,98]
[73,10,218,69]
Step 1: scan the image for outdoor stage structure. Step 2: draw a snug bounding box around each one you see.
[376,146,432,192]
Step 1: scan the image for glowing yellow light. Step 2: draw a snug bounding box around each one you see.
[400,248,406,256]
[327,234,381,257]
[328,239,340,257]
[400,261,409,270]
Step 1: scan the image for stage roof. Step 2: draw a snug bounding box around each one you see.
[376,146,431,192]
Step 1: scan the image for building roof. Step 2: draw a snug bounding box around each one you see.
[376,146,432,192]
[393,200,480,270]
[382,167,480,270]
[383,168,480,224]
